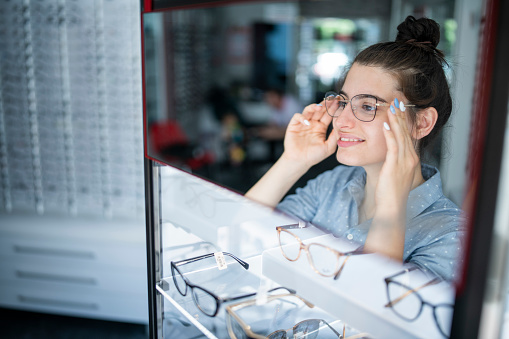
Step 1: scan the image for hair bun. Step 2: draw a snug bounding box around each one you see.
[395,15,441,49]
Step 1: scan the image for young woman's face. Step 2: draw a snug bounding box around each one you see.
[332,63,409,169]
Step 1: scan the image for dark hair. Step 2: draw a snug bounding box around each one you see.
[351,15,452,157]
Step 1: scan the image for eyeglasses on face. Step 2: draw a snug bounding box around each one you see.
[324,91,415,122]
[276,224,364,280]
[384,267,454,338]
[171,252,291,317]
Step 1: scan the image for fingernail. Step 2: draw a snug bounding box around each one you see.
[390,105,396,114]
[399,101,406,112]
[394,98,399,107]
[384,122,390,130]
[303,119,310,126]
[316,104,323,107]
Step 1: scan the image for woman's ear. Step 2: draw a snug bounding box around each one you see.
[413,107,438,140]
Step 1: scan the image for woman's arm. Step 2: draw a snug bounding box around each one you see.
[364,99,423,261]
[245,102,338,207]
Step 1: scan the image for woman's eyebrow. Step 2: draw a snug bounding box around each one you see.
[338,90,349,98]
[339,90,390,103]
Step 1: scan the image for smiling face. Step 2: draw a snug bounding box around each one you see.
[332,63,410,170]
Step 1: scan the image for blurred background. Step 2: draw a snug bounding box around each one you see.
[0,0,480,337]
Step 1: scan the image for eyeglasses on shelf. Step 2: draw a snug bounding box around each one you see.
[276,224,364,280]
[226,292,371,339]
[171,251,292,317]
[226,292,331,339]
[384,266,454,338]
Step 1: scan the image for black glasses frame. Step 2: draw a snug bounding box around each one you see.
[171,252,293,317]
[384,267,454,338]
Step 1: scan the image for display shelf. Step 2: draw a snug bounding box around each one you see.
[156,256,362,339]
[262,231,455,339]
[160,166,295,258]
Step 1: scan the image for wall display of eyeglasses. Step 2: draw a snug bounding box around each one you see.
[0,0,147,322]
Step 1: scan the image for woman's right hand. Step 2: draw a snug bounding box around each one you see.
[282,102,339,168]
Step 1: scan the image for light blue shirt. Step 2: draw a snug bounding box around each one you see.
[277,164,466,281]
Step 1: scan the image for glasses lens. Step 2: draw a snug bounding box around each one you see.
[434,304,453,337]
[172,266,187,296]
[324,92,343,117]
[293,319,321,339]
[278,229,301,261]
[386,282,422,320]
[307,243,338,277]
[191,286,217,316]
[227,313,248,339]
[267,330,287,339]
[351,95,377,122]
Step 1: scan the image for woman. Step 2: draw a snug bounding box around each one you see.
[245,16,465,282]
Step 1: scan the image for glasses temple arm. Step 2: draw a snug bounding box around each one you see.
[172,252,249,270]
[333,254,352,280]
[384,278,441,308]
[221,286,297,303]
[277,223,306,230]
[321,319,342,337]
[384,266,420,281]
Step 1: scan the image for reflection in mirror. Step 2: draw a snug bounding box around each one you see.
[144,1,388,193]
[144,1,481,338]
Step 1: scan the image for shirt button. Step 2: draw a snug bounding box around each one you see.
[347,234,353,240]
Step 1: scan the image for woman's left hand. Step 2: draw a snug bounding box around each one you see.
[376,98,421,208]
[365,98,422,261]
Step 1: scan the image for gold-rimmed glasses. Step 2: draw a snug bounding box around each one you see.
[324,91,416,122]
[226,292,344,339]
[384,266,454,338]
[276,224,364,280]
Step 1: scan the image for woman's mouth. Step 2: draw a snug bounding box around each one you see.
[340,137,364,142]
[338,137,365,147]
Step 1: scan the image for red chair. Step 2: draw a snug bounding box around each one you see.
[149,121,214,170]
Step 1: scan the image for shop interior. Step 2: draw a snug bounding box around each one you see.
[1,0,508,338]
[144,1,509,339]
[144,0,463,198]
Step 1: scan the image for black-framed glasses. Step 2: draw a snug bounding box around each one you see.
[384,267,454,338]
[277,224,364,280]
[324,91,415,122]
[171,252,293,317]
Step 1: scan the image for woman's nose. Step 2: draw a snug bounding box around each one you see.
[332,102,357,129]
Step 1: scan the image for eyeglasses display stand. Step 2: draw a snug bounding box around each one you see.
[262,233,455,339]
[151,164,458,338]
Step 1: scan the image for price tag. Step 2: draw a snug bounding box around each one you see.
[214,252,227,270]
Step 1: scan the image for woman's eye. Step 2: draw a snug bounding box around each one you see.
[361,103,376,112]
[338,101,348,109]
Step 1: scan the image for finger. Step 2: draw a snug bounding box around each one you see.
[310,102,328,121]
[288,113,311,128]
[302,102,323,120]
[387,102,410,159]
[383,121,398,164]
[325,128,339,155]
[388,100,417,160]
